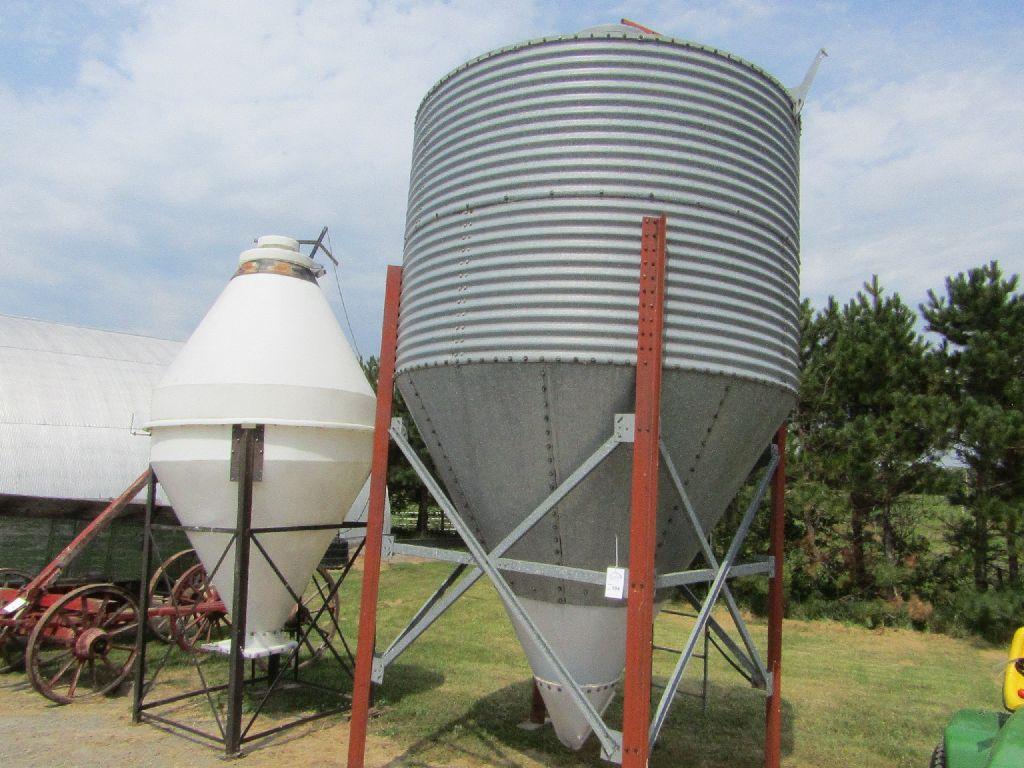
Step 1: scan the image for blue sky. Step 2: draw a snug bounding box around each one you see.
[0,0,1021,356]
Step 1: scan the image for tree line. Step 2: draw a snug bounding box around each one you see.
[751,261,1022,641]
[364,260,1023,641]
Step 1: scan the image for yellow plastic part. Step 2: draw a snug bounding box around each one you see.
[1004,626,1024,711]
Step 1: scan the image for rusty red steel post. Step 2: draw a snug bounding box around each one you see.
[765,424,787,768]
[347,265,403,768]
[621,215,668,768]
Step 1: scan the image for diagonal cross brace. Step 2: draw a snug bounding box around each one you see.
[648,445,779,748]
[389,421,625,761]
[378,421,623,671]
[660,441,769,688]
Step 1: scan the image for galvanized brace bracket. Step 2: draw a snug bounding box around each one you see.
[371,655,386,685]
[390,416,408,441]
[613,413,635,443]
[602,730,624,764]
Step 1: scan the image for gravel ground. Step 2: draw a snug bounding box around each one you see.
[0,674,398,768]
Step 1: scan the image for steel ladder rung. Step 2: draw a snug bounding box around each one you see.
[653,646,706,661]
[661,609,698,619]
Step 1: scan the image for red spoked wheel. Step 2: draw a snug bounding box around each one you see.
[169,563,230,652]
[0,568,34,673]
[26,583,139,704]
[147,549,199,643]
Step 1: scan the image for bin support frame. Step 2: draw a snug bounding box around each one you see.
[133,427,364,757]
[347,217,787,768]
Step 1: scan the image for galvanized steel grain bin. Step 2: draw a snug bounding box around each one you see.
[395,23,803,747]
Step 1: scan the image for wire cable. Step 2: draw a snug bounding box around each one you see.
[326,230,363,361]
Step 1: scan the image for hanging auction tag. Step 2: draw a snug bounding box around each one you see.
[605,567,628,600]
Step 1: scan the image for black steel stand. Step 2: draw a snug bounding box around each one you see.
[132,425,365,756]
[224,424,256,753]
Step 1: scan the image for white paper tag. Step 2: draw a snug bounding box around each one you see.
[604,567,628,600]
[2,596,28,615]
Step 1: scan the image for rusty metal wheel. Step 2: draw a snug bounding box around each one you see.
[0,568,33,673]
[147,549,198,643]
[169,563,230,652]
[26,583,139,704]
[267,566,341,670]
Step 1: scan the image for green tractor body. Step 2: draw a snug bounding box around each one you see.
[937,627,1024,767]
[942,708,1024,768]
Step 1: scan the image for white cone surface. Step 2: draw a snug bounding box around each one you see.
[505,597,626,749]
[149,238,374,653]
[151,424,371,645]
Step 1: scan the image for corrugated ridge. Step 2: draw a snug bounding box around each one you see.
[397,35,800,393]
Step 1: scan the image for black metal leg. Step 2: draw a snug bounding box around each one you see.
[267,653,280,682]
[225,426,257,756]
[132,469,158,723]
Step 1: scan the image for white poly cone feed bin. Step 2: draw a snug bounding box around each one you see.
[148,235,374,657]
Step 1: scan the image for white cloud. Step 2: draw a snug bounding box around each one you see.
[0,0,1021,353]
[801,63,1024,308]
[0,0,542,347]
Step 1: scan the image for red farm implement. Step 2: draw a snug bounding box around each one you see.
[0,469,341,705]
[0,471,205,703]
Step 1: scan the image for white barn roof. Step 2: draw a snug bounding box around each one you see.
[0,313,181,505]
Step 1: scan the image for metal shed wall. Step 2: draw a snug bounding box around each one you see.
[0,313,181,507]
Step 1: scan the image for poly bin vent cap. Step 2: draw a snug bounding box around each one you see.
[238,234,319,271]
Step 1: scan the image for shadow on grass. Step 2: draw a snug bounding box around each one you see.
[139,657,444,755]
[381,678,794,768]
[254,660,445,718]
[0,669,32,694]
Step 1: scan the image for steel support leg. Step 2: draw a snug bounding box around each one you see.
[347,265,403,768]
[132,469,157,724]
[225,426,258,756]
[621,215,668,768]
[701,624,710,715]
[765,425,787,768]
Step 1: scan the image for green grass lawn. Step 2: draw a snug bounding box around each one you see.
[126,558,1008,767]
[316,560,1005,768]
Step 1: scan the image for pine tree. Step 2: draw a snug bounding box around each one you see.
[922,262,1024,590]
[798,278,950,595]
[783,300,855,602]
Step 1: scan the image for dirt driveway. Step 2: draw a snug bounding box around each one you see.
[0,675,400,768]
